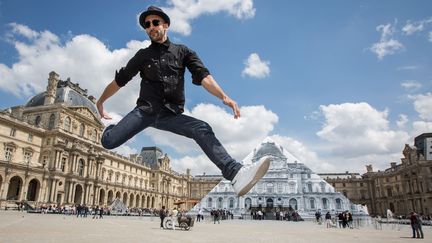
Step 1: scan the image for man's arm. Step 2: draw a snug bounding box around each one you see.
[96,80,121,120]
[201,75,240,119]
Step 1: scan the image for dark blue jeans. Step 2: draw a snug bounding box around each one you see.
[101,107,242,180]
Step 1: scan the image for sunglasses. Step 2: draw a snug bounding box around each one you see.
[144,19,162,29]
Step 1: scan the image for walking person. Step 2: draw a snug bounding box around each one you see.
[410,212,421,238]
[159,206,167,229]
[96,6,270,197]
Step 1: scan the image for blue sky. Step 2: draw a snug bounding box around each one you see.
[1,0,431,175]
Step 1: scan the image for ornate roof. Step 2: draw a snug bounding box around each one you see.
[26,80,99,117]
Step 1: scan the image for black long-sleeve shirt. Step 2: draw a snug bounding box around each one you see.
[115,38,210,114]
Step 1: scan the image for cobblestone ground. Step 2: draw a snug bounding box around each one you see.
[0,211,426,243]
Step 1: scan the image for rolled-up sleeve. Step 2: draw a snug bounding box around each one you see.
[183,47,210,85]
[115,50,143,87]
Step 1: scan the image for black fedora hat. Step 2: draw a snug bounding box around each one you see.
[139,6,170,28]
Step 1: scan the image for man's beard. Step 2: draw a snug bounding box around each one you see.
[148,29,166,42]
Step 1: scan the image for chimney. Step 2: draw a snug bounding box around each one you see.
[366,164,373,173]
[44,71,59,105]
[390,162,397,168]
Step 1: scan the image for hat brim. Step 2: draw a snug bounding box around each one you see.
[139,10,170,28]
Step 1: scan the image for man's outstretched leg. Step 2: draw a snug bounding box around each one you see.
[155,111,270,196]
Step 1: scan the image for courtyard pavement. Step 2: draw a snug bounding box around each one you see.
[0,211,426,243]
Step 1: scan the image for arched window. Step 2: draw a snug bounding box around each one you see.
[64,117,71,131]
[48,114,55,130]
[217,197,223,208]
[35,115,41,126]
[310,198,315,209]
[207,197,213,208]
[336,198,342,210]
[308,183,313,192]
[322,198,328,209]
[79,123,85,137]
[229,198,235,208]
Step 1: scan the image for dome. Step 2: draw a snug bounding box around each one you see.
[26,84,99,117]
[252,141,286,161]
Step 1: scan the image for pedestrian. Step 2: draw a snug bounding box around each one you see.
[410,211,422,238]
[171,207,178,230]
[325,212,332,228]
[159,206,167,228]
[99,207,104,219]
[96,5,270,197]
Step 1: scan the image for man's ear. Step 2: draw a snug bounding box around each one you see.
[163,23,169,29]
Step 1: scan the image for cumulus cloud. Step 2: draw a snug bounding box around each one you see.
[242,53,270,78]
[409,93,432,120]
[159,0,256,35]
[170,154,219,175]
[0,23,148,115]
[370,22,404,59]
[316,102,410,157]
[145,104,278,160]
[402,17,432,35]
[401,80,422,91]
[396,114,409,128]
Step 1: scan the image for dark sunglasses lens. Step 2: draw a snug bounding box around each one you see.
[152,19,160,26]
[144,21,151,29]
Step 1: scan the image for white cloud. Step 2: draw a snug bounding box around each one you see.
[412,121,432,136]
[429,32,432,42]
[401,80,422,91]
[170,154,219,175]
[113,144,138,157]
[0,23,149,116]
[242,53,270,78]
[396,114,408,128]
[370,23,404,59]
[316,102,410,157]
[145,103,279,161]
[402,17,432,35]
[159,0,256,35]
[397,65,418,71]
[409,93,432,120]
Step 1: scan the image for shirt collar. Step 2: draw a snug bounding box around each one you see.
[150,38,171,50]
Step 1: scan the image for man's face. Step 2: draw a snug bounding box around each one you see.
[144,15,168,42]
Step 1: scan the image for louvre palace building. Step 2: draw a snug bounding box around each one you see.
[0,72,220,210]
[321,133,432,217]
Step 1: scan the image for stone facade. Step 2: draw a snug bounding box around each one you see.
[0,72,219,210]
[192,139,368,218]
[321,133,432,217]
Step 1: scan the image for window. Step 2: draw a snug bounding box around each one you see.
[207,197,213,208]
[229,198,235,208]
[289,183,296,194]
[322,198,328,209]
[79,123,85,137]
[23,150,32,164]
[267,183,274,193]
[217,197,223,208]
[4,147,14,161]
[308,183,313,193]
[335,198,342,210]
[277,183,283,193]
[48,114,55,130]
[35,115,41,126]
[310,198,315,209]
[10,128,16,137]
[64,117,71,131]
[27,134,33,142]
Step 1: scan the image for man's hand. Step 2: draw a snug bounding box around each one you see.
[96,101,112,120]
[223,96,241,119]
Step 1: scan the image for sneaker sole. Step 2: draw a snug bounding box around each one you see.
[237,157,271,196]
